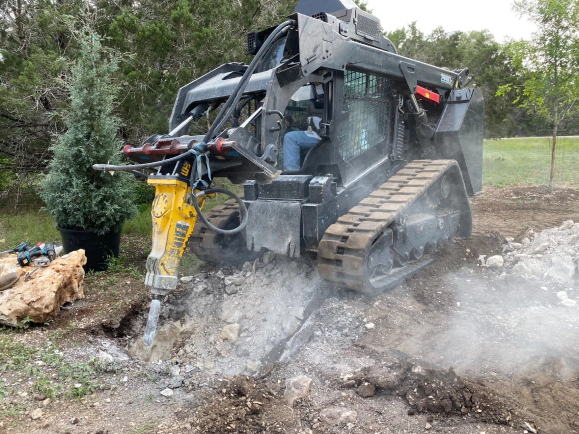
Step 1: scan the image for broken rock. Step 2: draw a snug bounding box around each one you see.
[247,360,261,373]
[485,255,504,268]
[220,304,242,324]
[219,324,240,343]
[284,375,312,406]
[560,220,574,231]
[356,382,376,398]
[0,250,86,326]
[543,255,576,282]
[511,262,533,279]
[532,243,549,254]
[97,351,114,363]
[160,388,173,397]
[30,408,44,420]
[129,322,195,363]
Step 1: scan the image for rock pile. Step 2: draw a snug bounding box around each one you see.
[130,252,324,375]
[480,220,578,305]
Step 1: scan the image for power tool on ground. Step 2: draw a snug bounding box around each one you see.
[0,242,32,257]
[17,243,57,267]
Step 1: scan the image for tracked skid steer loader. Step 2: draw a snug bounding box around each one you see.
[95,0,483,345]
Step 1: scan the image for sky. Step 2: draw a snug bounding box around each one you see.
[366,0,537,41]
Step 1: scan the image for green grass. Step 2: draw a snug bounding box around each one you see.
[483,137,579,188]
[123,204,152,237]
[0,210,61,248]
[0,336,99,404]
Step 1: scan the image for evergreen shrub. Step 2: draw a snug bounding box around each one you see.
[41,33,137,235]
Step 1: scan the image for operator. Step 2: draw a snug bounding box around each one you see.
[282,85,324,171]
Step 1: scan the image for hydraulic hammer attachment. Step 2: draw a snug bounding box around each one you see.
[143,177,202,346]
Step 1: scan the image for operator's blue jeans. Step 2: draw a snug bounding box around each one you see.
[283,131,319,171]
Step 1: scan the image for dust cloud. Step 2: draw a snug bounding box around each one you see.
[406,221,579,381]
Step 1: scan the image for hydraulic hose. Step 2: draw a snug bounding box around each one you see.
[193,188,248,235]
[203,20,294,144]
[93,150,195,172]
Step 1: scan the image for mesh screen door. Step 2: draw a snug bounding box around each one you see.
[338,70,391,163]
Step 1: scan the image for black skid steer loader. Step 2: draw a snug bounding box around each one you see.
[95,0,483,345]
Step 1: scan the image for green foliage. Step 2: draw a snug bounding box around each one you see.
[40,31,137,235]
[354,0,372,12]
[31,369,62,399]
[386,24,520,138]
[502,0,579,122]
[105,253,142,278]
[0,336,35,370]
[0,1,76,193]
[132,181,156,206]
[0,336,99,401]
[98,0,296,141]
[498,0,579,190]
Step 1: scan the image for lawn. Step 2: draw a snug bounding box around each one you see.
[483,137,579,187]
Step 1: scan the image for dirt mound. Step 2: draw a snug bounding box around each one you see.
[189,376,298,433]
[342,360,516,425]
[472,186,579,237]
[122,227,579,433]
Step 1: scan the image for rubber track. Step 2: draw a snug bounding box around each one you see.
[189,199,240,263]
[318,160,457,293]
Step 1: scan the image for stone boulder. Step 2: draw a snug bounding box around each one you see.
[0,250,86,326]
[284,375,312,405]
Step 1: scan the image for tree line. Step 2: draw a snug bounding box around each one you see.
[1,0,577,191]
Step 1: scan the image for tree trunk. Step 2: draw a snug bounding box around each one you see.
[549,122,558,193]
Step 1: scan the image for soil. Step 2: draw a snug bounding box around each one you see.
[2,185,579,434]
[472,186,579,236]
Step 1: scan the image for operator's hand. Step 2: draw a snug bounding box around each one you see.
[285,116,295,129]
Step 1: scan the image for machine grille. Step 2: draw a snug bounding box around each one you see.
[311,12,328,22]
[356,14,381,40]
[247,32,258,55]
[339,70,391,163]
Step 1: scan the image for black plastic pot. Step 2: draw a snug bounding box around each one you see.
[57,225,122,272]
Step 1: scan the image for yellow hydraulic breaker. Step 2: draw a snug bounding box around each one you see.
[143,177,207,345]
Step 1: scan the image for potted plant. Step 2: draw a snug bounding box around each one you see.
[40,31,137,271]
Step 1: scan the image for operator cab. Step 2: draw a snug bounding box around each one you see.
[280,84,325,173]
